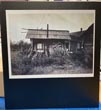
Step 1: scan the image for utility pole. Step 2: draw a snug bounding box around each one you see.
[46,24,50,56]
[47,24,49,38]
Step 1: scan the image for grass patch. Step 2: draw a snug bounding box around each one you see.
[11,43,93,75]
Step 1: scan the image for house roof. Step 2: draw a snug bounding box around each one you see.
[70,24,94,40]
[70,31,85,38]
[26,29,71,40]
[83,24,94,36]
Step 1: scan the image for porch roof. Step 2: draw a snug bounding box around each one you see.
[26,29,71,40]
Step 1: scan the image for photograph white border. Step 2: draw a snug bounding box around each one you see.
[6,10,95,79]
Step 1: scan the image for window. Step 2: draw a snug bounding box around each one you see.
[37,43,43,50]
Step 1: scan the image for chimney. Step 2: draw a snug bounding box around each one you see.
[80,28,83,32]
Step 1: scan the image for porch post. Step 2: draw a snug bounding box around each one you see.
[68,40,71,51]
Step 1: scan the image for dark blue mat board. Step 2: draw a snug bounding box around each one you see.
[0,98,101,110]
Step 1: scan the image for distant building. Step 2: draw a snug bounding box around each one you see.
[70,24,94,54]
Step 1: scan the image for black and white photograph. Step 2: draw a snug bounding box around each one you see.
[6,10,95,79]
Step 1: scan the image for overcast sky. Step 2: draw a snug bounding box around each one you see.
[6,10,95,43]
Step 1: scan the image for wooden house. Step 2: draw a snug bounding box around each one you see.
[70,24,94,53]
[26,24,71,56]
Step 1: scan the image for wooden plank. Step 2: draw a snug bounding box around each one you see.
[0,56,3,72]
[0,72,4,97]
[100,81,101,102]
[0,51,4,97]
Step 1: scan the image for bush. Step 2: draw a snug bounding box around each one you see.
[11,51,32,75]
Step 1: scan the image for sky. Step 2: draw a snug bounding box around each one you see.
[6,10,95,43]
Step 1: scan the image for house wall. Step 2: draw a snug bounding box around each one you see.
[31,39,71,56]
